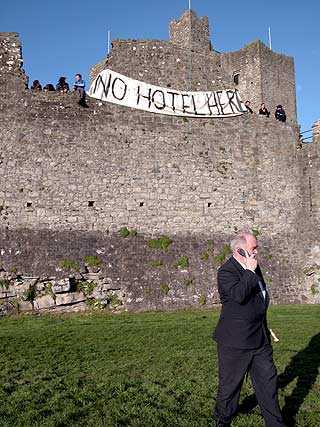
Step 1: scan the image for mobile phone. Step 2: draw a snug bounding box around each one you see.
[237,248,246,257]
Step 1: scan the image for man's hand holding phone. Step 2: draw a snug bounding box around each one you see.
[237,248,257,272]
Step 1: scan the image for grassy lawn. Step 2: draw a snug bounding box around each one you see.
[0,305,319,427]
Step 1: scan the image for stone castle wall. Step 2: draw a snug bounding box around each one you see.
[0,12,319,314]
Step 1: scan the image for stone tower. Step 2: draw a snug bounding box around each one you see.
[169,9,212,52]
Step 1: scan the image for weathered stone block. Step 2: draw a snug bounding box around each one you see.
[55,292,86,306]
[35,295,55,310]
[53,279,71,294]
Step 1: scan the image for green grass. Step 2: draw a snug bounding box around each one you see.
[0,306,319,426]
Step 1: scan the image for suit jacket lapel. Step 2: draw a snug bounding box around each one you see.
[230,257,269,305]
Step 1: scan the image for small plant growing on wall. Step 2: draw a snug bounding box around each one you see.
[199,294,207,306]
[148,236,173,251]
[201,240,215,262]
[86,298,104,310]
[77,280,96,296]
[310,284,319,295]
[160,283,170,295]
[44,282,56,304]
[9,297,21,314]
[201,251,210,261]
[84,255,102,268]
[119,227,130,238]
[310,274,320,295]
[252,227,261,238]
[59,259,80,272]
[175,256,189,269]
[213,244,232,266]
[0,279,10,290]
[119,227,137,238]
[23,284,37,310]
[107,293,123,308]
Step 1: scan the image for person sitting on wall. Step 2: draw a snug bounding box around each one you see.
[245,100,254,114]
[73,73,87,106]
[275,105,286,122]
[258,103,270,117]
[56,76,69,93]
[30,80,42,91]
[43,84,55,92]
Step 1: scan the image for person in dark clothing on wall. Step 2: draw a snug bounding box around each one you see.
[275,105,286,122]
[56,76,69,93]
[259,103,270,117]
[43,84,55,92]
[31,80,42,91]
[245,100,254,114]
[213,230,285,427]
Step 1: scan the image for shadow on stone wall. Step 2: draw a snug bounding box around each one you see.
[0,228,303,314]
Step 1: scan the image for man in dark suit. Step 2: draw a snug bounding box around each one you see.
[213,231,285,427]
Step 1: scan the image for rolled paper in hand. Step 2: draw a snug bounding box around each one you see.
[270,328,280,342]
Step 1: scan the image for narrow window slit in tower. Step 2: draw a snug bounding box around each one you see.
[139,202,144,207]
[208,202,212,207]
[26,202,32,208]
[233,73,240,85]
[88,201,95,207]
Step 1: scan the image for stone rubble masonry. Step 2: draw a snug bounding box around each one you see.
[0,11,319,314]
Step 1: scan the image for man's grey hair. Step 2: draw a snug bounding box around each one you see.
[230,229,255,252]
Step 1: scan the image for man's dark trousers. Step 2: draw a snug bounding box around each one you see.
[215,344,283,426]
[213,257,284,426]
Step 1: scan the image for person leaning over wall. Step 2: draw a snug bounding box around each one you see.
[245,100,254,114]
[43,84,55,92]
[56,76,69,93]
[30,80,42,91]
[259,103,270,117]
[275,105,286,122]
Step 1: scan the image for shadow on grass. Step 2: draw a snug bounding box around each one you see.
[237,333,320,427]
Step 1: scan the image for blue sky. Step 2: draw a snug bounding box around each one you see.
[1,0,319,133]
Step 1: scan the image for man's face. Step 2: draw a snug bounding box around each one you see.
[75,75,80,81]
[244,235,258,257]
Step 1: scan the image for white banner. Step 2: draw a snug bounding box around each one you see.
[88,69,247,118]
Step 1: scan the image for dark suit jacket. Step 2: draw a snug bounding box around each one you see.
[213,256,271,349]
